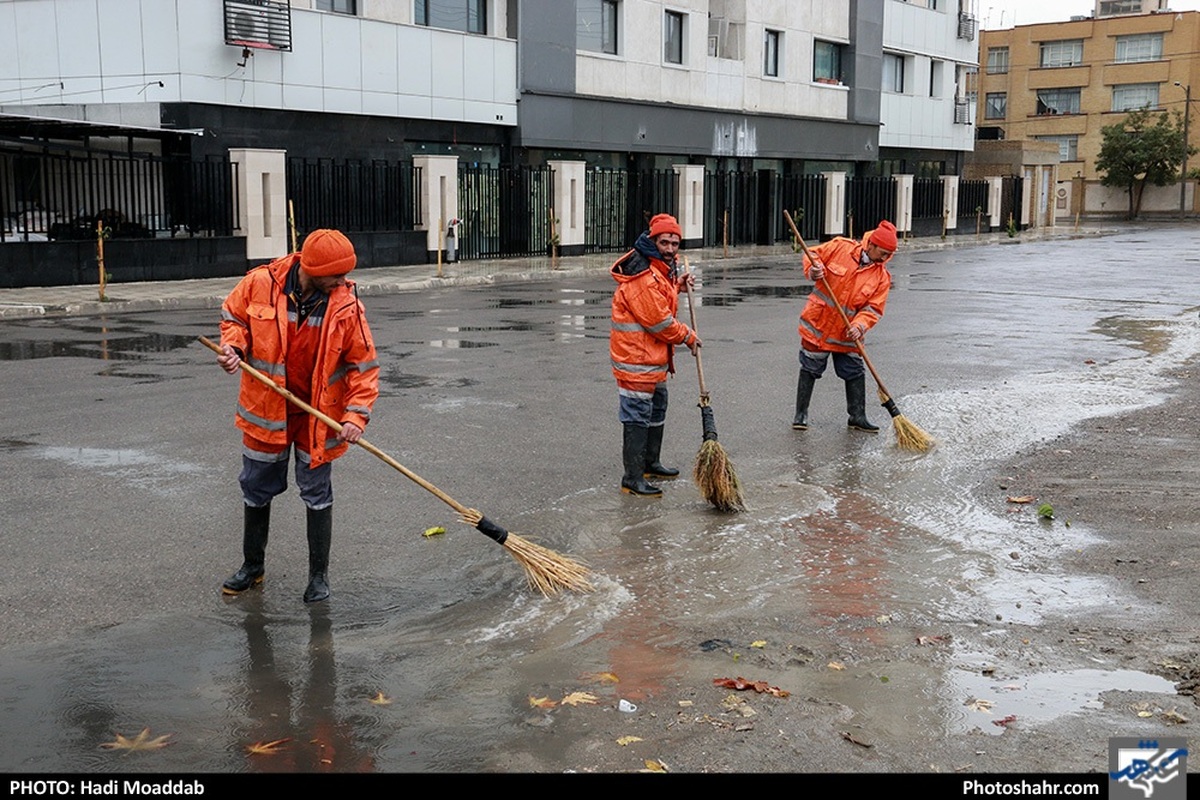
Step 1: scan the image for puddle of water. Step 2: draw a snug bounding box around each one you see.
[943,667,1176,735]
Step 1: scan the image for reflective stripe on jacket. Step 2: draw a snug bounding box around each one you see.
[219,255,380,467]
[609,248,695,394]
[799,234,892,353]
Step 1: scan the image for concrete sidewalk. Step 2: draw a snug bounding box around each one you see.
[0,225,1106,321]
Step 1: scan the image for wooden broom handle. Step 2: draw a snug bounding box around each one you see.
[782,211,894,401]
[199,336,468,514]
[680,257,709,405]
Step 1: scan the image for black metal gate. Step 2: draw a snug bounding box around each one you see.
[958,179,991,232]
[287,157,420,238]
[778,173,826,243]
[911,177,945,237]
[705,170,770,247]
[456,164,552,260]
[1000,175,1024,231]
[845,176,896,240]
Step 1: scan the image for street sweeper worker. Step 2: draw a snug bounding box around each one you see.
[214,228,380,603]
[792,219,897,433]
[610,213,701,497]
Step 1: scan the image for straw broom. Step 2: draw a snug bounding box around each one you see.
[199,337,593,596]
[681,260,745,512]
[782,212,935,453]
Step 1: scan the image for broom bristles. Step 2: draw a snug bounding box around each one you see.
[458,507,593,596]
[693,439,746,513]
[892,414,935,453]
[503,534,595,596]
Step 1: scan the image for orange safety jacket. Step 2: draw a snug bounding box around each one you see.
[219,254,379,468]
[609,248,697,394]
[799,233,893,354]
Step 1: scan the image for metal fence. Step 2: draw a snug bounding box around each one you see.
[287,157,420,238]
[0,149,238,242]
[583,168,678,253]
[778,173,826,243]
[1000,175,1024,230]
[912,177,945,221]
[704,170,764,247]
[457,164,552,259]
[845,176,896,240]
[958,179,990,225]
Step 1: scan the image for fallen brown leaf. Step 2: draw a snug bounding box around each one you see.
[368,691,392,705]
[529,695,557,709]
[827,661,846,671]
[712,677,790,697]
[992,714,1017,727]
[641,758,669,772]
[245,738,290,755]
[916,635,950,646]
[1006,495,1036,504]
[100,728,172,752]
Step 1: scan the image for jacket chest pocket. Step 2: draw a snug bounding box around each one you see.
[248,303,276,322]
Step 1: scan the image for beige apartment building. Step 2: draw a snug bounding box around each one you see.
[977,9,1200,187]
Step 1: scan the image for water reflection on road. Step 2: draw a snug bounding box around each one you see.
[2,232,1198,771]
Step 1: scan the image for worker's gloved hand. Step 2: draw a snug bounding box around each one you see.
[847,322,867,342]
[808,259,825,282]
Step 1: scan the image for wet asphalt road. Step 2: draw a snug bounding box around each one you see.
[1,223,1198,772]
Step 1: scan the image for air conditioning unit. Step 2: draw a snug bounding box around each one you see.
[224,0,292,52]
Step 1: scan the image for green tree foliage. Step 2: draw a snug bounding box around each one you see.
[1096,108,1193,219]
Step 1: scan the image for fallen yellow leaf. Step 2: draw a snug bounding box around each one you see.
[1006,496,1035,504]
[422,526,446,537]
[528,695,557,709]
[1137,710,1155,718]
[616,736,643,746]
[245,738,290,755]
[827,661,845,671]
[368,692,392,705]
[641,758,669,772]
[100,728,172,752]
[584,671,620,684]
[561,691,599,707]
[750,640,767,648]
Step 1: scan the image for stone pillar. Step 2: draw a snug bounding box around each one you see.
[413,155,459,261]
[228,148,287,261]
[821,171,846,238]
[673,164,705,248]
[548,160,586,256]
[941,175,959,233]
[987,177,1004,228]
[893,174,914,237]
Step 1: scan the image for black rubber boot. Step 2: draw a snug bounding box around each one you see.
[845,376,880,433]
[621,424,663,496]
[303,506,333,604]
[792,370,817,430]
[643,425,680,479]
[222,504,270,595]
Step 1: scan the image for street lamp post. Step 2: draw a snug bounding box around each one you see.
[1176,81,1191,218]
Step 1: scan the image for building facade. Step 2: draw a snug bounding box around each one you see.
[977,9,1200,182]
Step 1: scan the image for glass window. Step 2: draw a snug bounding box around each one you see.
[986,47,1009,74]
[1115,33,1163,63]
[1039,39,1084,68]
[883,53,905,93]
[764,29,780,77]
[415,0,486,35]
[578,0,619,54]
[1036,88,1081,115]
[985,92,1007,119]
[664,10,684,64]
[316,0,357,13]
[1035,135,1079,161]
[813,40,843,83]
[1112,83,1160,111]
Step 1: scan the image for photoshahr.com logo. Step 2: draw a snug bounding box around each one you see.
[1109,738,1188,800]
